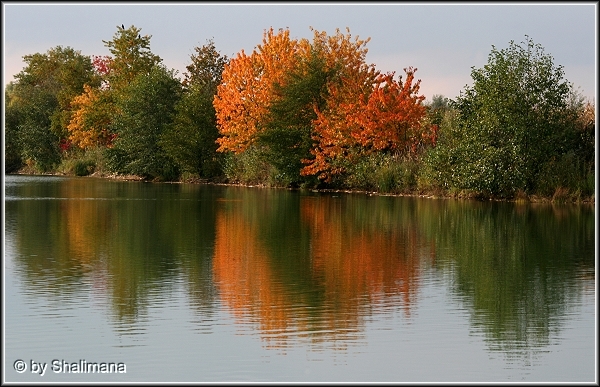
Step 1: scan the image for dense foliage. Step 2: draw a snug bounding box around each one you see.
[5,46,97,172]
[160,39,228,179]
[4,27,594,201]
[421,36,594,199]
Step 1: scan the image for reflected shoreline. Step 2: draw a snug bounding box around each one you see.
[5,174,595,356]
[7,171,596,205]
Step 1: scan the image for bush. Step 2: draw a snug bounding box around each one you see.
[344,153,420,193]
[536,151,595,197]
[73,160,95,176]
[56,148,104,176]
[222,147,278,186]
[423,37,586,198]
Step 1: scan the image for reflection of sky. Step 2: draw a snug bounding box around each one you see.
[4,245,595,382]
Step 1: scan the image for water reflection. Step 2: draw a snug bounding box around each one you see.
[212,190,434,351]
[413,199,595,360]
[5,175,595,360]
[6,176,219,327]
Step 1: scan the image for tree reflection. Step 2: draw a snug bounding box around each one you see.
[415,199,595,359]
[7,177,218,327]
[212,190,432,351]
[6,176,594,357]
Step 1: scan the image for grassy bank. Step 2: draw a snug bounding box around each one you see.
[13,149,595,205]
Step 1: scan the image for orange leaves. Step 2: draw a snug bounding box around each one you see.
[214,27,431,182]
[351,69,426,152]
[214,28,302,153]
[67,84,115,149]
[303,68,427,181]
[214,51,261,153]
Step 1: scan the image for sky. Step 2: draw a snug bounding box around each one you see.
[2,2,597,101]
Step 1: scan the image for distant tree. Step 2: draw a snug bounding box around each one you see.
[182,38,228,91]
[11,85,61,171]
[5,83,25,172]
[68,25,162,153]
[67,84,115,149]
[6,46,96,170]
[107,65,182,179]
[425,94,450,127]
[161,40,228,178]
[102,24,162,91]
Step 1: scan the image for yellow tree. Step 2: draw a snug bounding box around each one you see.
[67,84,114,149]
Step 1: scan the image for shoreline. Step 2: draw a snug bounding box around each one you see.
[9,170,595,205]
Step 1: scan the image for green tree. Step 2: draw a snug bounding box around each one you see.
[181,38,228,91]
[107,65,182,179]
[425,36,588,197]
[161,40,228,178]
[425,94,450,127]
[257,48,336,186]
[67,25,161,153]
[6,46,96,171]
[5,83,24,172]
[103,24,162,91]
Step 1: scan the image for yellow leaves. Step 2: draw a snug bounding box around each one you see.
[67,85,114,149]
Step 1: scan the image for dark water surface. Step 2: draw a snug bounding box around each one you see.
[4,175,596,382]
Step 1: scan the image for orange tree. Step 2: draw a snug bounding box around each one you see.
[214,27,430,185]
[306,67,429,182]
[67,84,115,149]
[214,27,301,154]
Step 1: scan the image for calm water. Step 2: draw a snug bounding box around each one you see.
[4,174,596,382]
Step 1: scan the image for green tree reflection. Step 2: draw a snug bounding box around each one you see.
[415,199,594,357]
[7,176,594,356]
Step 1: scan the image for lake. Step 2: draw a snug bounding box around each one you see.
[4,174,596,382]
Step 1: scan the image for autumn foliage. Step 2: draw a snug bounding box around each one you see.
[214,28,302,154]
[305,68,431,180]
[68,84,115,149]
[213,27,430,182]
[212,194,428,350]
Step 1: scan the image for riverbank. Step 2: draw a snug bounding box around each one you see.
[11,167,595,205]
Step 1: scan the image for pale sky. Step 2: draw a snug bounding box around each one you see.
[2,2,597,101]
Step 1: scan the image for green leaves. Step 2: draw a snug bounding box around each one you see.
[425,36,589,198]
[109,65,182,179]
[257,49,332,186]
[103,25,162,91]
[160,41,228,178]
[8,46,95,171]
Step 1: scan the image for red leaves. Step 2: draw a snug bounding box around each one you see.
[303,67,427,181]
[92,55,112,77]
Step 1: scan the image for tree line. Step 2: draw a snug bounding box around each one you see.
[5,25,595,201]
